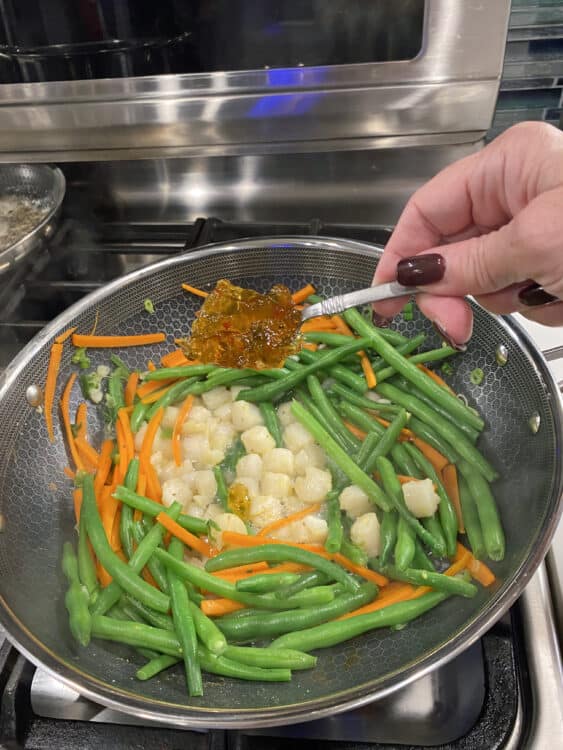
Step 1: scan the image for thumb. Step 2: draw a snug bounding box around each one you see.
[398,187,563,300]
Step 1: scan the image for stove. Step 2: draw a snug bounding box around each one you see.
[1,217,563,749]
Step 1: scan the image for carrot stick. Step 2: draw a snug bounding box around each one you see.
[302,342,318,352]
[213,562,309,582]
[201,598,245,616]
[141,567,160,588]
[455,543,496,587]
[90,308,100,335]
[257,503,322,538]
[115,420,128,484]
[417,364,455,394]
[360,356,377,389]
[137,379,174,399]
[75,436,100,470]
[44,342,63,442]
[124,372,139,407]
[141,383,176,405]
[55,326,78,345]
[214,561,270,577]
[139,407,164,501]
[94,439,115,495]
[71,333,166,348]
[331,316,354,336]
[339,583,417,620]
[173,394,194,466]
[413,437,449,473]
[343,421,367,440]
[300,319,337,333]
[291,284,316,304]
[60,373,84,470]
[117,408,135,469]
[64,466,76,480]
[137,473,147,496]
[161,349,190,368]
[182,283,209,298]
[442,464,465,533]
[73,488,83,524]
[397,474,417,484]
[375,417,415,441]
[332,553,388,587]
[75,402,88,440]
[155,512,214,558]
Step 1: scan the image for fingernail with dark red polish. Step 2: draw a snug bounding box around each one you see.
[372,311,391,328]
[432,321,467,352]
[518,283,558,307]
[397,254,446,286]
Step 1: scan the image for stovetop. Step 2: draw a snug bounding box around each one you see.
[1,216,563,749]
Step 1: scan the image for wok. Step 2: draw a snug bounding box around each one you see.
[0,236,561,728]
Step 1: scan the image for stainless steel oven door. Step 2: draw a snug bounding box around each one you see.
[0,0,510,161]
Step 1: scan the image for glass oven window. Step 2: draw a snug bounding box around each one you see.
[0,0,424,83]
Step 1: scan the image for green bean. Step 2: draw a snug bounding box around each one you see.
[236,572,301,593]
[207,367,289,389]
[108,604,159,661]
[408,417,459,464]
[189,601,227,655]
[238,337,371,403]
[404,442,458,558]
[224,645,316,670]
[120,458,140,560]
[221,438,245,475]
[130,400,150,433]
[112,486,208,535]
[413,538,436,572]
[271,589,448,651]
[422,515,447,559]
[168,538,202,696]
[340,535,369,566]
[123,595,174,631]
[291,401,391,512]
[136,654,180,681]
[91,501,181,616]
[142,364,217,381]
[390,442,422,479]
[376,383,497,482]
[376,346,458,383]
[131,521,170,593]
[458,460,504,561]
[328,383,403,416]
[110,354,131,375]
[155,547,352,608]
[146,377,199,419]
[213,465,229,511]
[257,402,283,448]
[379,511,398,566]
[354,430,380,472]
[216,583,376,642]
[305,294,407,346]
[363,409,408,474]
[393,378,480,443]
[197,645,291,682]
[325,489,344,554]
[344,309,484,432]
[77,512,98,601]
[458,474,486,560]
[371,562,477,598]
[370,333,427,372]
[296,350,368,393]
[206,543,357,592]
[108,368,126,415]
[92,614,182,657]
[275,570,331,599]
[395,517,416,570]
[82,474,170,614]
[307,375,361,453]
[335,400,385,438]
[295,388,341,445]
[304,332,361,347]
[62,542,91,646]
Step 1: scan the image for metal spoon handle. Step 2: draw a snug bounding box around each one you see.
[301,282,417,322]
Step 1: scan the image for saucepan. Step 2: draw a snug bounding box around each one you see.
[0,236,561,727]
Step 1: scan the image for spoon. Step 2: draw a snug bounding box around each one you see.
[301,281,418,322]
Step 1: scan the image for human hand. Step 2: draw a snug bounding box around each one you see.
[373,121,563,348]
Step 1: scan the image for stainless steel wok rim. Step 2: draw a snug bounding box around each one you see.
[1,235,562,729]
[0,164,66,266]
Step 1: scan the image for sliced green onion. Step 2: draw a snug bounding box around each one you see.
[470,368,484,386]
[144,299,155,314]
[402,302,414,321]
[440,361,454,376]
